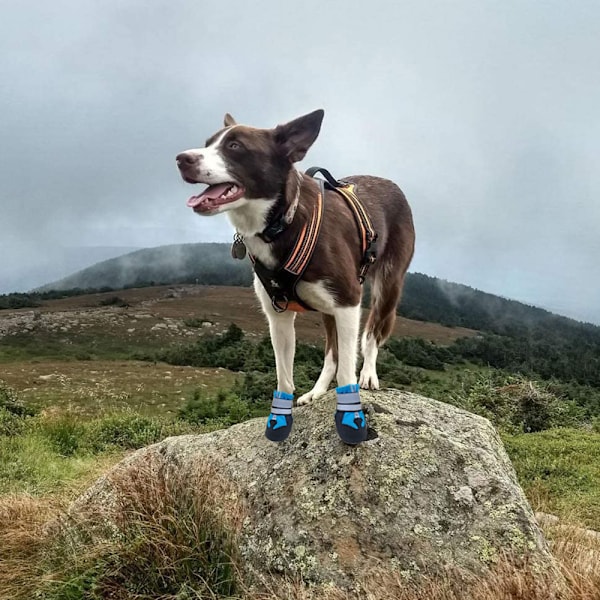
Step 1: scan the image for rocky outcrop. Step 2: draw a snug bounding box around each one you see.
[71,389,555,587]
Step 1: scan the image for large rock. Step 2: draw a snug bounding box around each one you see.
[71,389,554,587]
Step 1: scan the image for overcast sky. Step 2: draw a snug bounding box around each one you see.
[1,0,598,323]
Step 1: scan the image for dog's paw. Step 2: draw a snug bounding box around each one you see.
[359,369,380,390]
[297,388,325,406]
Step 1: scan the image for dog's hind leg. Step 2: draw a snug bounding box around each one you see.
[297,314,338,406]
[359,267,406,390]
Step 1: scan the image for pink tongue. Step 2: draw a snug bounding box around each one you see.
[187,183,231,207]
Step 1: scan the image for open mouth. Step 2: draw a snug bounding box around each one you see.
[186,183,245,213]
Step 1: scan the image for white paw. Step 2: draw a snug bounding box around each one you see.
[297,388,326,406]
[359,369,380,390]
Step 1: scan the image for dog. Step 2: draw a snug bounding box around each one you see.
[176,110,415,444]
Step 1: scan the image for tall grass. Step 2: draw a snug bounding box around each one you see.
[2,488,600,599]
[1,456,243,600]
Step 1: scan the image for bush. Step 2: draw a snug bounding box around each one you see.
[386,338,450,371]
[234,371,276,403]
[0,382,35,418]
[0,408,26,437]
[159,323,250,370]
[444,373,583,433]
[178,388,263,426]
[99,296,129,307]
[84,412,166,453]
[40,457,240,599]
[38,415,85,457]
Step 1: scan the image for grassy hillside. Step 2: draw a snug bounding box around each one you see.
[1,285,600,597]
[4,242,591,390]
[37,243,253,291]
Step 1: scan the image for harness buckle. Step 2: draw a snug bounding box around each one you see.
[272,296,289,313]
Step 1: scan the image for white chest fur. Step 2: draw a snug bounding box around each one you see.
[227,198,278,269]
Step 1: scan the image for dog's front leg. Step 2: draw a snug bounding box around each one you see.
[266,308,296,394]
[254,277,296,441]
[333,304,361,387]
[333,304,368,444]
[254,277,296,392]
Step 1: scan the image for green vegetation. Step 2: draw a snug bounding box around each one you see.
[0,399,199,496]
[0,286,117,310]
[41,462,239,600]
[504,429,600,527]
[2,264,600,597]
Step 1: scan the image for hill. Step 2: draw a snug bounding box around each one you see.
[37,242,596,331]
[1,246,139,294]
[38,243,252,291]
[5,242,598,388]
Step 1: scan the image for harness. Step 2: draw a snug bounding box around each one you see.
[239,168,378,313]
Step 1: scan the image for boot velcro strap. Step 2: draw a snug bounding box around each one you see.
[336,384,362,411]
[272,398,293,410]
[336,403,363,412]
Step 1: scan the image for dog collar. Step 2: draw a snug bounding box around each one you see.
[257,170,303,243]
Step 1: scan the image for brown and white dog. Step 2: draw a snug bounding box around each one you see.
[176,110,414,442]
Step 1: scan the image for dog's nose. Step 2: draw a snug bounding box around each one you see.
[176,152,200,167]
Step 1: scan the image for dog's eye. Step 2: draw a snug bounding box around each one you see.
[227,141,241,150]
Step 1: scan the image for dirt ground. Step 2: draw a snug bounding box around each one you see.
[0,285,476,416]
[28,285,477,345]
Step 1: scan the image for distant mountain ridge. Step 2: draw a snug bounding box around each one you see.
[38,243,599,335]
[12,241,600,388]
[1,246,139,294]
[38,243,252,292]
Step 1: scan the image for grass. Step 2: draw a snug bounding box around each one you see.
[503,428,600,530]
[1,360,237,417]
[0,457,244,600]
[2,287,600,597]
[0,409,204,496]
[1,471,599,600]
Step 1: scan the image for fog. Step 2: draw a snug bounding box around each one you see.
[1,0,598,323]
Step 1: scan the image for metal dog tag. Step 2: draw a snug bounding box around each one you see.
[231,234,247,260]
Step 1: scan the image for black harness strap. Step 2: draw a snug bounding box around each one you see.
[305,167,378,283]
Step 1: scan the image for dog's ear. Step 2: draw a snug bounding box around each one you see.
[224,113,237,127]
[274,109,324,163]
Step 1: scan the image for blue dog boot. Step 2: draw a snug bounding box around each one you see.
[265,390,294,442]
[335,384,367,445]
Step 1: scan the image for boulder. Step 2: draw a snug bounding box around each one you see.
[70,389,555,587]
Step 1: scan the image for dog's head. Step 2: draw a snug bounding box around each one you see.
[176,110,324,215]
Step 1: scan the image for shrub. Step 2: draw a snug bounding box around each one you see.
[386,338,449,371]
[446,373,583,433]
[183,316,213,328]
[234,371,276,404]
[38,415,85,457]
[159,323,250,369]
[0,382,35,418]
[0,408,26,437]
[99,296,129,307]
[178,388,261,426]
[40,457,241,599]
[84,412,166,453]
